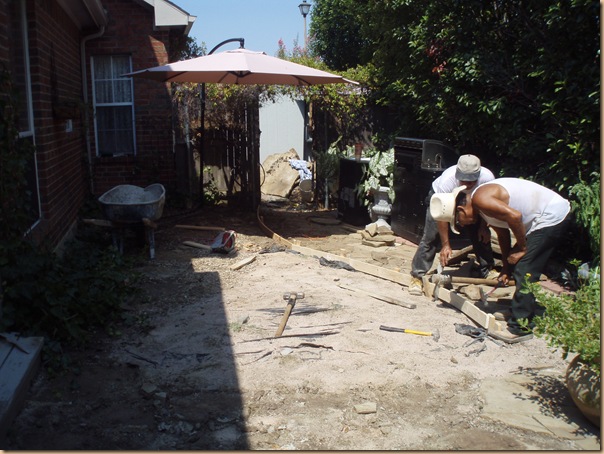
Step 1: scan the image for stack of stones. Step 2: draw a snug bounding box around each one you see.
[361,219,396,247]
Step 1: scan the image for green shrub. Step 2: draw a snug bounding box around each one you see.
[569,172,600,262]
[522,262,600,376]
[0,234,140,342]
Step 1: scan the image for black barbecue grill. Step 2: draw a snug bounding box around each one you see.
[391,137,463,245]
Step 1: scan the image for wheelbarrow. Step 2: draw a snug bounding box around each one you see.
[84,184,166,259]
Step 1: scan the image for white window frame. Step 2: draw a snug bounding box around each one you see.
[91,55,137,157]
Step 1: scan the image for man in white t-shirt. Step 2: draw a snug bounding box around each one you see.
[451,178,571,343]
[408,155,496,296]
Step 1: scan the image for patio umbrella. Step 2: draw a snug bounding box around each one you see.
[125,47,357,210]
[125,48,357,85]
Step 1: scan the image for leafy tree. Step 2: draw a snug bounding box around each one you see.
[309,0,373,70]
[310,0,600,261]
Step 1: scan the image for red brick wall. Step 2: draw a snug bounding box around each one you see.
[0,0,185,250]
[25,0,89,248]
[86,0,181,196]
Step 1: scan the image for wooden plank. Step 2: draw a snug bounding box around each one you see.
[174,224,225,231]
[82,218,113,228]
[183,241,212,251]
[0,336,44,444]
[422,278,503,332]
[141,218,157,229]
[230,255,257,271]
[338,284,416,309]
[446,245,474,265]
[257,209,411,286]
[291,243,411,286]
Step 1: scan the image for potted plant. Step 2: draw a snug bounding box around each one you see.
[521,261,600,426]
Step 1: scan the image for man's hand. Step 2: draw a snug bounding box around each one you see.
[498,272,511,285]
[439,243,452,266]
[508,243,527,265]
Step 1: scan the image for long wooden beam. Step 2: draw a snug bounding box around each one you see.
[257,208,411,286]
[257,207,501,332]
[422,277,504,332]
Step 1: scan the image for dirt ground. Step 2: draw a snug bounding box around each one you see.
[4,199,601,450]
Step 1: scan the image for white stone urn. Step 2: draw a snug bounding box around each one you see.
[566,354,601,427]
[370,186,392,223]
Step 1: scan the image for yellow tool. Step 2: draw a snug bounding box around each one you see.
[379,325,440,342]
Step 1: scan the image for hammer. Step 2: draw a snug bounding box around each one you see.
[379,325,440,342]
[479,280,505,307]
[274,292,305,337]
[430,274,515,286]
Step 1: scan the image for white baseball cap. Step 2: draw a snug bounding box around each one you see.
[455,155,481,182]
[429,185,467,234]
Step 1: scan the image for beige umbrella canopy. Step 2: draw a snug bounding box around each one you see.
[126,46,356,210]
[126,48,357,85]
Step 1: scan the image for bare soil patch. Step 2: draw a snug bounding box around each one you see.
[4,203,600,450]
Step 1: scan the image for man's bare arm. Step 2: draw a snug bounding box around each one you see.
[472,185,527,260]
[437,220,452,266]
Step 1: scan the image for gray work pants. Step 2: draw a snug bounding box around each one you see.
[411,191,494,278]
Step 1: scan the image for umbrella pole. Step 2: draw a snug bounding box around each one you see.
[199,82,205,205]
[199,38,246,204]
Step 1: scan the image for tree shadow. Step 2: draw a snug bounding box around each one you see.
[512,369,600,438]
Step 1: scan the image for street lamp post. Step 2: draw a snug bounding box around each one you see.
[298,1,311,49]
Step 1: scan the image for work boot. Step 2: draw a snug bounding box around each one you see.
[408,277,423,296]
[493,309,512,321]
[490,325,533,344]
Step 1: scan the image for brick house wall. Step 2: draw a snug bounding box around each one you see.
[1,0,192,251]
[86,0,188,196]
[16,0,89,248]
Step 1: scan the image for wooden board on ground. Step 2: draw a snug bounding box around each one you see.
[183,240,212,251]
[175,225,225,231]
[338,284,416,309]
[230,255,257,271]
[422,278,503,332]
[293,243,411,286]
[257,210,411,286]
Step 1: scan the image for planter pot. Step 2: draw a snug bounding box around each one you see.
[566,355,601,427]
[370,186,392,222]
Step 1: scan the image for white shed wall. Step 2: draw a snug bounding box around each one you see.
[259,95,307,165]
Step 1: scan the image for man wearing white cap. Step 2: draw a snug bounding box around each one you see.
[451,178,571,343]
[408,154,496,296]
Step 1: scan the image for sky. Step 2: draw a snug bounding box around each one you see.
[173,0,312,57]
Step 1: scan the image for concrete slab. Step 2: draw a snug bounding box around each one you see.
[481,374,600,449]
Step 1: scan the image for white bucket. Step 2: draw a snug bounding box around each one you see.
[299,179,313,203]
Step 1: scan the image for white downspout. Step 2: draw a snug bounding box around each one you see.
[80,26,105,194]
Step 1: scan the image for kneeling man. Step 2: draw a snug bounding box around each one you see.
[440,178,571,343]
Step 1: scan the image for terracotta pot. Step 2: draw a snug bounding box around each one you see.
[566,354,601,427]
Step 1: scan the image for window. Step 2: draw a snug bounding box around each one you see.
[91,55,136,156]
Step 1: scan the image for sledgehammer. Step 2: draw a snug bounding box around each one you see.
[275,292,305,337]
[430,274,515,286]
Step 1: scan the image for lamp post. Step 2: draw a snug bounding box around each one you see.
[298,1,311,49]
